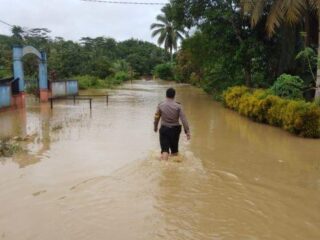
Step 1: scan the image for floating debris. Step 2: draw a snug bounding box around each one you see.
[13,133,38,142]
[32,190,47,197]
[0,137,22,158]
[51,124,63,131]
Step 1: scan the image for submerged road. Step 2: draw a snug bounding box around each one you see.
[0,80,320,239]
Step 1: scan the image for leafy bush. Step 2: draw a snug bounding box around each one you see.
[75,75,110,89]
[222,86,250,110]
[314,97,320,107]
[238,93,264,121]
[114,71,129,82]
[223,86,320,138]
[266,96,288,127]
[112,60,131,73]
[153,63,174,80]
[75,75,102,89]
[75,71,130,90]
[174,51,194,83]
[189,72,201,86]
[270,74,304,100]
[281,101,320,137]
[25,79,38,95]
[0,69,11,79]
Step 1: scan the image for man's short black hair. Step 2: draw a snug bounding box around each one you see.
[166,88,176,98]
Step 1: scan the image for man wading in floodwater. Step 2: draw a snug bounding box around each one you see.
[154,88,191,160]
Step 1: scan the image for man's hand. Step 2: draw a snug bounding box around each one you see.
[186,133,191,140]
[154,127,158,133]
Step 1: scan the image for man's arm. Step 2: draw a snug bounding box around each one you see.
[154,105,161,132]
[179,106,190,139]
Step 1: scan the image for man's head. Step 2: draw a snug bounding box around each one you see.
[166,88,176,99]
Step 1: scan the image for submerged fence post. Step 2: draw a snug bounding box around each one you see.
[89,99,92,109]
[73,95,76,105]
[50,98,53,109]
[106,94,109,106]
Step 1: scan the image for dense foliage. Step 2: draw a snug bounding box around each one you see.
[223,86,320,138]
[149,1,320,138]
[270,74,305,100]
[156,0,318,99]
[0,27,169,88]
[153,63,174,80]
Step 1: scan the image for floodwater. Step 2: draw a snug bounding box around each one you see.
[0,80,320,240]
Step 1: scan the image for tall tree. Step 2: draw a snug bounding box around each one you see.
[240,0,320,98]
[11,26,25,44]
[150,5,186,62]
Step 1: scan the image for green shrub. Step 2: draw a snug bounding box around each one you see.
[114,71,129,82]
[270,74,304,100]
[25,81,38,95]
[75,75,98,89]
[0,69,11,79]
[223,86,320,138]
[266,96,288,127]
[222,86,250,110]
[74,74,127,89]
[153,63,174,80]
[189,72,201,86]
[314,97,320,107]
[281,101,320,137]
[238,93,263,121]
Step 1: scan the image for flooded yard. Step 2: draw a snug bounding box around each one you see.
[0,80,320,240]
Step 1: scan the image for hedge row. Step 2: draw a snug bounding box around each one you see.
[222,86,320,138]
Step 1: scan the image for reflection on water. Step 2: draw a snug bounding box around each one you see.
[0,80,319,240]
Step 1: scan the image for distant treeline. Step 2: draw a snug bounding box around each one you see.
[0,27,169,84]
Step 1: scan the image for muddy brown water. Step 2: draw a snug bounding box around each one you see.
[0,80,320,240]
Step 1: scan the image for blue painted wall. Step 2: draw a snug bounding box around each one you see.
[51,80,79,98]
[66,81,78,95]
[51,82,66,97]
[0,85,11,108]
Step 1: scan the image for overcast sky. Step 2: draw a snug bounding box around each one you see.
[0,0,165,43]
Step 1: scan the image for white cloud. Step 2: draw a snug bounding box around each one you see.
[0,0,165,43]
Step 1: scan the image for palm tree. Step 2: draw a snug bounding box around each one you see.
[11,25,25,41]
[240,0,320,99]
[150,13,186,62]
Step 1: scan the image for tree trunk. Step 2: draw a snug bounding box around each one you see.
[170,47,173,63]
[244,62,252,87]
[245,69,252,87]
[315,14,320,99]
[305,11,318,47]
[305,13,310,47]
